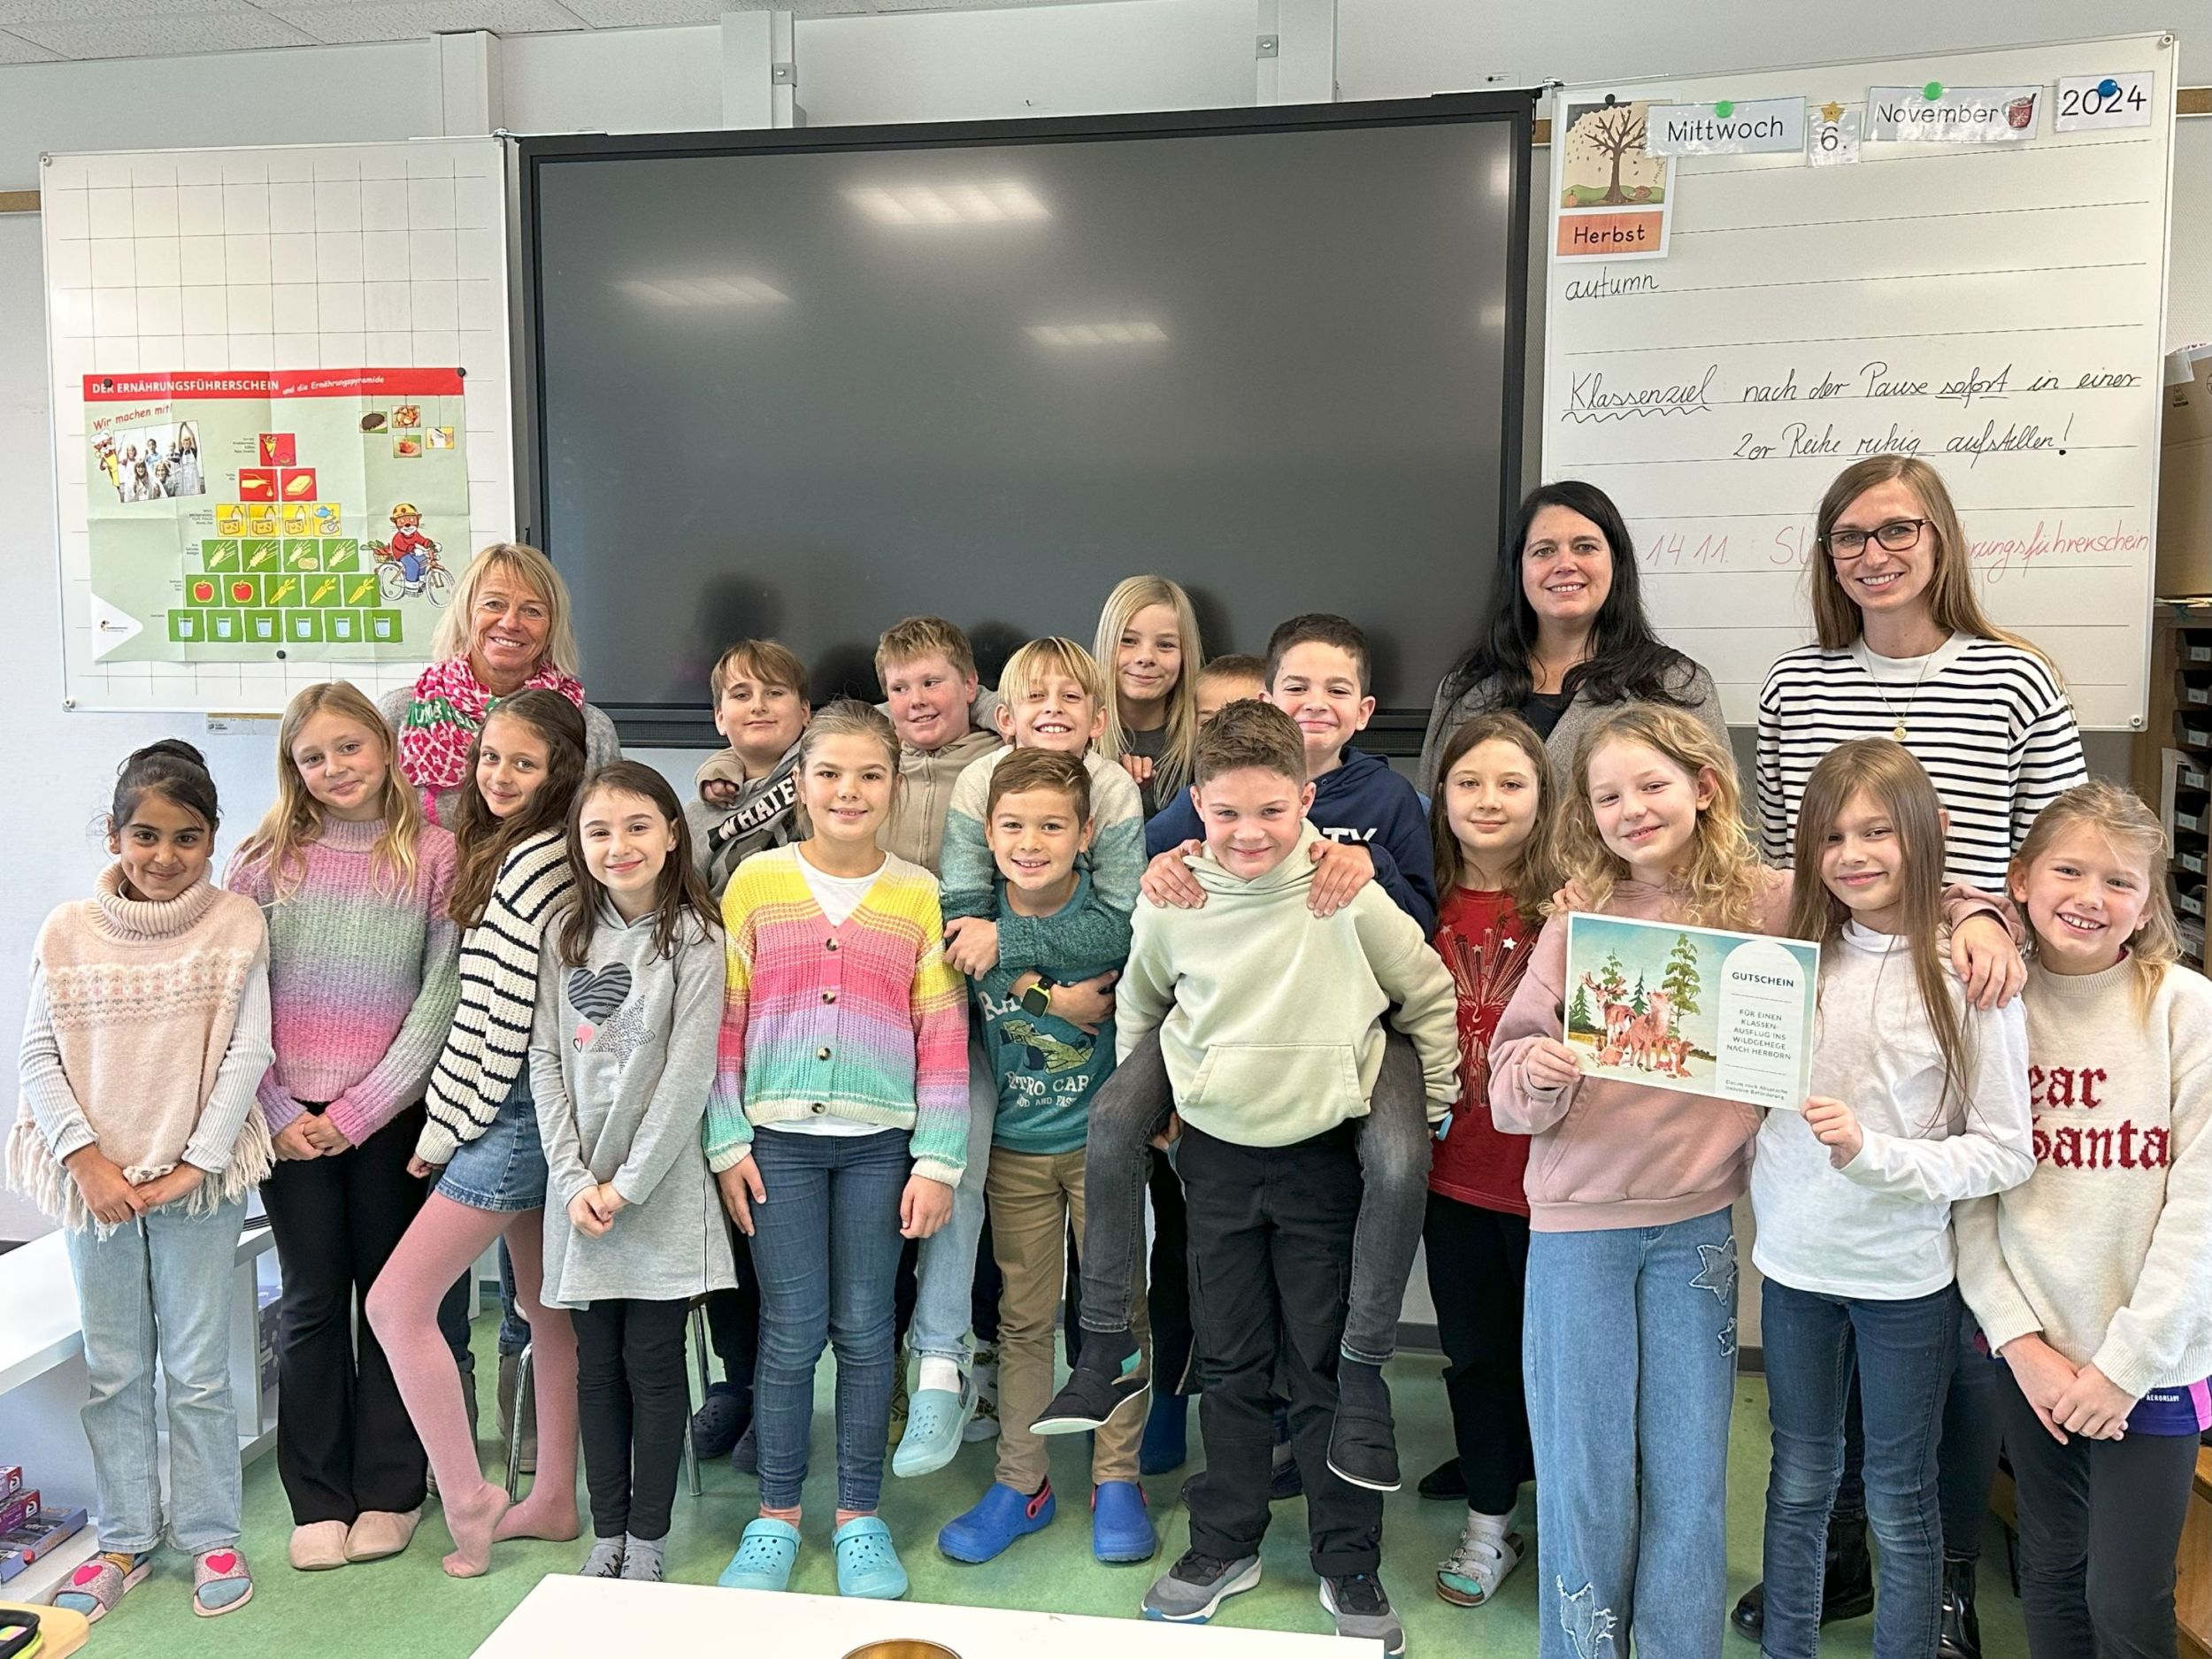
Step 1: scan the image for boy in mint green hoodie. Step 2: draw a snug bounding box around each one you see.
[1122,702,1456,1655]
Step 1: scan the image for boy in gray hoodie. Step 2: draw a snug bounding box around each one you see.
[1122,702,1457,1656]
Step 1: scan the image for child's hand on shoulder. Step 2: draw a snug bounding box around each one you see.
[2052,1363,2135,1442]
[1307,839,1373,917]
[944,916,999,976]
[1549,878,1592,914]
[1051,971,1118,1035]
[63,1145,144,1226]
[2000,1333,2084,1443]
[130,1162,205,1213]
[717,1156,766,1236]
[1119,754,1155,788]
[273,1118,325,1162]
[899,1173,953,1239]
[1141,842,1207,910]
[1802,1096,1864,1168]
[1950,913,2026,1010]
[1522,1038,1583,1093]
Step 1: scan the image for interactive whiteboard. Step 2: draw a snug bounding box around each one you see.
[1540,34,2177,730]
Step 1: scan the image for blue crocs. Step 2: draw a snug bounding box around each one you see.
[833,1516,910,1600]
[718,1518,801,1591]
[1092,1479,1157,1563]
[938,1480,1056,1564]
[891,1374,977,1479]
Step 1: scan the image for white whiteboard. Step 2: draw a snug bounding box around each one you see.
[1540,33,2177,731]
[42,137,514,714]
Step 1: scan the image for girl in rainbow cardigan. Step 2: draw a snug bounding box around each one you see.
[705,700,969,1601]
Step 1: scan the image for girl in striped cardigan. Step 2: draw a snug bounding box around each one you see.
[708,701,970,1602]
[365,690,588,1578]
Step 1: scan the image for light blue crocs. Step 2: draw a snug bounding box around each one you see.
[891,1373,978,1479]
[833,1516,910,1600]
[718,1518,801,1591]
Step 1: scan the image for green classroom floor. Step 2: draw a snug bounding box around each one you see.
[68,1321,2029,1658]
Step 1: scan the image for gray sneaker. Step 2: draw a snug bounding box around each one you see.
[1142,1550,1263,1623]
[1320,1574,1405,1655]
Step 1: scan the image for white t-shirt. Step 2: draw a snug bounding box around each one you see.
[1750,922,2033,1299]
[759,852,891,1139]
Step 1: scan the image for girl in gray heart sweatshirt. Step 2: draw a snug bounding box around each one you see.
[531,763,734,1584]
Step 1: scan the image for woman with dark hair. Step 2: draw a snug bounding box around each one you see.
[1417,480,1727,790]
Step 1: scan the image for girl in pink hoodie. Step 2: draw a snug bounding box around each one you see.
[1491,703,1787,1659]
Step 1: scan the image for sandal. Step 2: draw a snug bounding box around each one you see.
[1436,1527,1522,1607]
[833,1516,909,1600]
[55,1551,151,1624]
[194,1546,256,1617]
[718,1518,801,1592]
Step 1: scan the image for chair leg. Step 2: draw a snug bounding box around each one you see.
[504,1341,534,1501]
[684,1305,708,1498]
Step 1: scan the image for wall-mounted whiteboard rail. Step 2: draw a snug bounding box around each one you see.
[1541,33,2177,730]
[43,137,513,714]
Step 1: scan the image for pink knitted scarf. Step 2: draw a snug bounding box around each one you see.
[395,655,585,813]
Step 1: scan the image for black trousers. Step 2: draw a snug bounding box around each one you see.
[1996,1380,2198,1659]
[261,1102,434,1522]
[574,1296,692,1542]
[1147,1155,1194,1394]
[1422,1192,1533,1516]
[1181,1121,1379,1577]
[703,1222,760,1396]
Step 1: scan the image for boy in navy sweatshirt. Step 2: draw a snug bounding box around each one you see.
[1036,615,1436,1495]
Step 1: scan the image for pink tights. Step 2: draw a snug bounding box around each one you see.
[365,1194,580,1576]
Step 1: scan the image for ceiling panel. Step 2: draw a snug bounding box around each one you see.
[7,6,312,55]
[0,26,59,58]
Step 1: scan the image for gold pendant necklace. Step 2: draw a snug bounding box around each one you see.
[1868,649,1937,742]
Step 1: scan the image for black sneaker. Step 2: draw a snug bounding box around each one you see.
[1033,1351,1148,1435]
[1320,1573,1405,1655]
[1270,1453,1304,1502]
[1326,1359,1402,1493]
[1417,1458,1465,1502]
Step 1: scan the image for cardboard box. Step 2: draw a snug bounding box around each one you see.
[0,1468,19,1501]
[2156,345,2212,597]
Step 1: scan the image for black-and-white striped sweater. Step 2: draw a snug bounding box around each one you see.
[418,831,574,1167]
[1756,636,2087,890]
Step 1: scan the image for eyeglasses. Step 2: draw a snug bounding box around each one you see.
[1821,518,1929,559]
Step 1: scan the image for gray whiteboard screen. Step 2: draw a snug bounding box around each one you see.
[525,104,1528,721]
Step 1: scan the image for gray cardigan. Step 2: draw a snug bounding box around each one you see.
[379,682,621,829]
[529,903,735,1308]
[1417,657,1730,795]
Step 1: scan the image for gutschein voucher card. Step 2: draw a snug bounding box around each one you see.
[1563,913,1820,1111]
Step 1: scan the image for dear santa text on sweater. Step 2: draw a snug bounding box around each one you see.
[2029,1064,2173,1169]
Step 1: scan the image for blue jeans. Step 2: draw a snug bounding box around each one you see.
[746,1127,910,1512]
[1525,1208,1739,1659]
[1761,1279,1955,1659]
[906,1040,998,1368]
[65,1195,249,1555]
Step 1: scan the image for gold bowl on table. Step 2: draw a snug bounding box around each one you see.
[841,1645,961,1659]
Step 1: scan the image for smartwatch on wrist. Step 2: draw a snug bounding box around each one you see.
[1020,975,1058,1017]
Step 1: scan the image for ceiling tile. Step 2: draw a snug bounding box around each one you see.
[266,0,586,36]
[6,8,314,55]
[553,0,728,25]
[0,26,59,58]
[0,0,240,22]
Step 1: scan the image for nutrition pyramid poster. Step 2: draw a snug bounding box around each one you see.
[83,368,469,663]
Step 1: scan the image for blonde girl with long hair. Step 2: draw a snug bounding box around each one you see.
[227,682,465,1571]
[1094,575,1203,815]
[1490,701,1788,1659]
[1957,781,2212,1659]
[1753,740,2031,1659]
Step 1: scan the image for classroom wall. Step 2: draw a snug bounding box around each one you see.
[0,0,2200,1240]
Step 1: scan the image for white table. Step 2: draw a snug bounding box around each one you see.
[472,1575,1378,1658]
